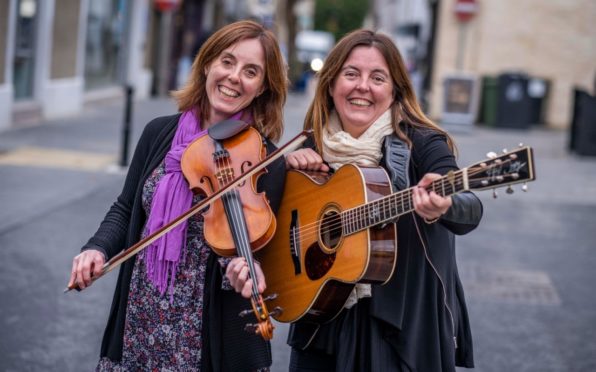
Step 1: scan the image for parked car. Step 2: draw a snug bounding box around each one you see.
[295,30,334,72]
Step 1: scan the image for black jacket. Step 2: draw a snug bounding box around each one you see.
[81,114,286,370]
[288,128,483,371]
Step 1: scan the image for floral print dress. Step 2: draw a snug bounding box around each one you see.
[97,161,212,371]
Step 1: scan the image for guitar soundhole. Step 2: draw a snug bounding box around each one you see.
[305,210,341,280]
[320,210,342,250]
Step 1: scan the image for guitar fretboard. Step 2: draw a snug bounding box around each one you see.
[342,169,467,235]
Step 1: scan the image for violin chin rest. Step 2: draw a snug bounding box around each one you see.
[208,119,250,140]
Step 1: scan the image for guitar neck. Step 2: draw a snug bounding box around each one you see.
[342,169,467,235]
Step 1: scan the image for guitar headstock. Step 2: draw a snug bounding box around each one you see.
[465,146,536,194]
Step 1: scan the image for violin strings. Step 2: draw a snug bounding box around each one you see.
[218,150,261,302]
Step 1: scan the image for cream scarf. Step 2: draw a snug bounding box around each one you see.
[323,110,395,169]
[321,109,395,308]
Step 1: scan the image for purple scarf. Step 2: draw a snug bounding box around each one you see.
[144,110,245,297]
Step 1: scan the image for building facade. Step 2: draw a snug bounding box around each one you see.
[0,0,152,131]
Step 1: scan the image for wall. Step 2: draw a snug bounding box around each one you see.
[431,0,596,128]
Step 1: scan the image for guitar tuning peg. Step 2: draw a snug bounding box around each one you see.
[522,183,528,192]
[506,186,514,194]
[486,151,497,159]
[519,142,524,147]
[502,148,508,154]
[493,189,498,199]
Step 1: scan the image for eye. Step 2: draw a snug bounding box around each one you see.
[245,68,258,78]
[343,70,358,79]
[372,74,387,84]
[221,57,233,67]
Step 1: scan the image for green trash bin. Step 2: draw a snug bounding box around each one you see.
[480,76,498,126]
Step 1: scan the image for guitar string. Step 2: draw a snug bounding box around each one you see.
[292,161,515,240]
[292,170,466,240]
[293,167,469,237]
[294,156,517,237]
[321,165,514,238]
[296,164,519,241]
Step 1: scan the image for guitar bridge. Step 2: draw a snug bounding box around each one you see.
[290,210,301,275]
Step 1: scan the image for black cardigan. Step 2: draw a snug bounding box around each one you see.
[82,114,286,369]
[288,128,483,371]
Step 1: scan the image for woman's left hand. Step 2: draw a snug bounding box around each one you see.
[225,257,267,299]
[413,173,452,221]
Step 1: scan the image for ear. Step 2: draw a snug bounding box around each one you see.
[257,84,266,97]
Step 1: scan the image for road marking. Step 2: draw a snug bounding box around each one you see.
[0,146,116,172]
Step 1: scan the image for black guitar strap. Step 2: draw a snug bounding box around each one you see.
[382,134,411,191]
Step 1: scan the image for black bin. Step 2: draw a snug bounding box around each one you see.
[496,73,532,128]
[527,78,550,125]
[570,89,596,156]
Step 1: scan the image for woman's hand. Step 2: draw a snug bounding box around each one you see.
[413,173,452,222]
[225,257,266,299]
[68,250,105,290]
[285,148,330,172]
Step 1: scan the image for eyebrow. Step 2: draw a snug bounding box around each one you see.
[221,52,264,72]
[342,64,389,77]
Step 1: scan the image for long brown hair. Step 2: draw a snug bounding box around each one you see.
[305,29,455,153]
[173,20,287,142]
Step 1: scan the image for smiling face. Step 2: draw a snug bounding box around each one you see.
[204,38,266,128]
[329,46,394,138]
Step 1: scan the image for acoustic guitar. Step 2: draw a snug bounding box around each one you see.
[257,146,536,323]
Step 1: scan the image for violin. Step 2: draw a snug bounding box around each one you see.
[181,120,279,339]
[64,120,312,339]
[181,122,275,256]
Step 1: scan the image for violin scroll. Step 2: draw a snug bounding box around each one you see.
[241,294,283,340]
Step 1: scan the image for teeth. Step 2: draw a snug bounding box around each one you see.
[349,99,370,106]
[219,86,239,97]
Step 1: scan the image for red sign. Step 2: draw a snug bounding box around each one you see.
[154,0,181,12]
[454,0,478,23]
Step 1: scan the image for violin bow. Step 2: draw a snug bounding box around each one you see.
[64,129,312,293]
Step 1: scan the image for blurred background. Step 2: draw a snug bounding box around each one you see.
[0,1,595,371]
[1,0,594,136]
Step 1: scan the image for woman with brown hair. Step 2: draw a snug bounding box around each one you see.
[68,20,287,371]
[229,29,483,371]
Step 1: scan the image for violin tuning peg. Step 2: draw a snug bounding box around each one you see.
[263,293,278,302]
[493,189,498,199]
[486,151,497,159]
[238,308,253,318]
[506,186,514,194]
[522,183,528,192]
[269,306,283,317]
[244,323,259,334]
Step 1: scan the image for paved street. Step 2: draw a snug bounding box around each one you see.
[0,93,595,371]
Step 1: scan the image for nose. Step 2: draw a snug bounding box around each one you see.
[356,77,370,92]
[228,67,240,83]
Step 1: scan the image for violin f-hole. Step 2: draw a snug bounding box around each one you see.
[199,175,215,193]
